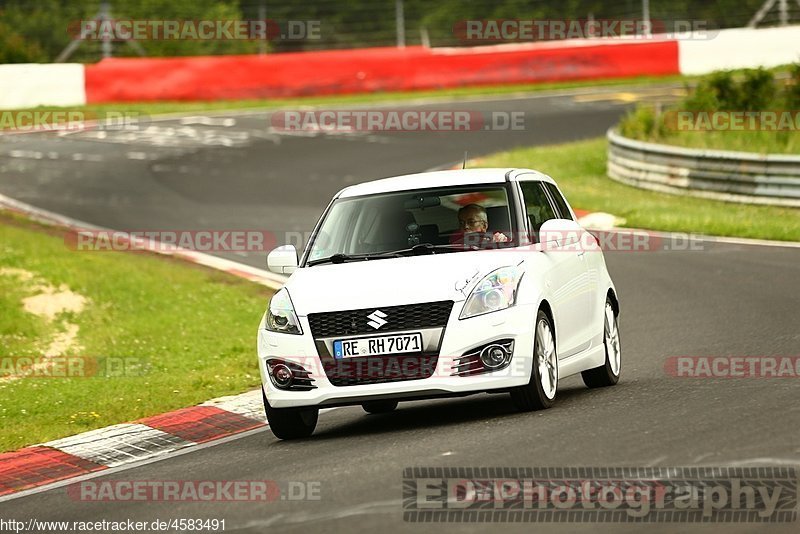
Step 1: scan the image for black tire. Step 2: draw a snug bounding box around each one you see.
[262,390,318,440]
[362,400,398,414]
[581,297,621,388]
[510,309,557,412]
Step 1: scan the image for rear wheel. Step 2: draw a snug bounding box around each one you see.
[581,298,621,388]
[362,400,398,414]
[510,309,557,411]
[262,390,318,440]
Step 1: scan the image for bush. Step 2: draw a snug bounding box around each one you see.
[0,21,45,63]
[738,68,776,111]
[682,68,777,112]
[682,71,737,111]
[619,105,666,141]
[618,64,798,154]
[784,63,800,109]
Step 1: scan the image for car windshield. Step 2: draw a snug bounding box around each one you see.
[305,184,514,265]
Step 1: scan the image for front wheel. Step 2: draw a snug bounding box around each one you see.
[510,309,558,411]
[263,390,318,440]
[581,298,621,388]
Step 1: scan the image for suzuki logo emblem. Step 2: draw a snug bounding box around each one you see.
[366,310,388,330]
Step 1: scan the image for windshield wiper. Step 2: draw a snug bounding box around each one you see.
[376,243,476,257]
[306,253,374,266]
[307,244,474,266]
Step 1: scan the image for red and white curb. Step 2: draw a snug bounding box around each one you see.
[0,390,267,498]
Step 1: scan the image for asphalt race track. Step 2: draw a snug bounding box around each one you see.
[1,85,799,533]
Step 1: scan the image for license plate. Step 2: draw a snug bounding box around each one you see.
[333,333,423,359]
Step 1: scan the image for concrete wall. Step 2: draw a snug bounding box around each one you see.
[0,64,86,109]
[678,25,800,75]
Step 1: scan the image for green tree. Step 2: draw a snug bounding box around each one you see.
[0,20,46,62]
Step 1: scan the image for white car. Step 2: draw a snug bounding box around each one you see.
[259,168,621,439]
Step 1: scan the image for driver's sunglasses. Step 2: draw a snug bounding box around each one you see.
[458,218,486,228]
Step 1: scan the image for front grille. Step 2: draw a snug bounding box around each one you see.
[323,354,438,386]
[308,300,453,338]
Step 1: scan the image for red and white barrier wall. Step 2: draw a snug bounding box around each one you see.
[1,26,799,109]
[82,39,678,102]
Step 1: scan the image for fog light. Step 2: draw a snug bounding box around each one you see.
[271,364,294,388]
[480,344,510,369]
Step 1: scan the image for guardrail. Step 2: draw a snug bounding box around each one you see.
[607,129,800,208]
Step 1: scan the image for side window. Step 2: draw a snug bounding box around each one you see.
[520,181,557,234]
[543,183,573,221]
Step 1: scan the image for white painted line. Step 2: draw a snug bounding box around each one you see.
[605,225,800,249]
[8,150,44,159]
[576,212,619,230]
[723,457,800,467]
[179,116,237,127]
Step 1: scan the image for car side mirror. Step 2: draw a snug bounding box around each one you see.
[267,245,298,274]
[538,219,583,246]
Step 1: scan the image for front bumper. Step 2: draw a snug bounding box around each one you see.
[258,303,536,408]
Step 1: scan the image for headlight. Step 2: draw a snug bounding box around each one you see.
[459,265,524,319]
[265,288,303,335]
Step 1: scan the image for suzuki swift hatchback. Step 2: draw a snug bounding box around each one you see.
[259,168,621,439]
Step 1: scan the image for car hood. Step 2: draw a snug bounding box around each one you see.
[285,250,530,315]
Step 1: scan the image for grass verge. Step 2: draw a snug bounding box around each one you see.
[0,211,270,452]
[479,137,800,241]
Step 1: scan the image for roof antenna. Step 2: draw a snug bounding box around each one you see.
[462,151,468,169]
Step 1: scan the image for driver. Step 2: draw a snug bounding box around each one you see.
[450,204,509,246]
